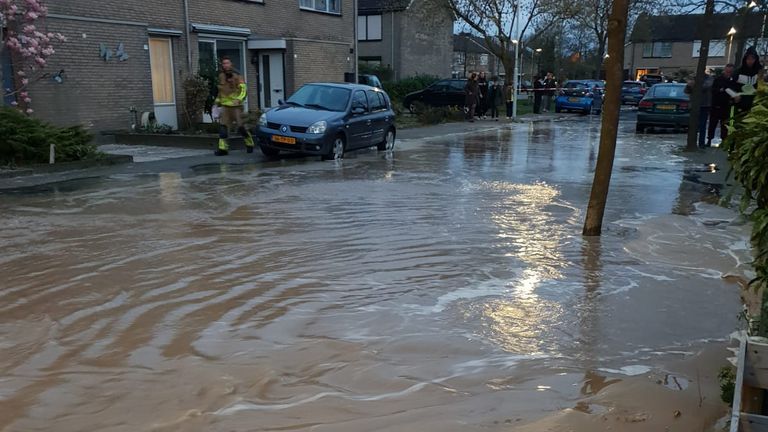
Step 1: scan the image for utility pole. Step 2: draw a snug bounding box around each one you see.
[687,0,715,151]
[512,1,520,119]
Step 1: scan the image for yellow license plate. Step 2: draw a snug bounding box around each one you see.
[272,135,296,145]
[656,104,676,110]
[569,97,581,102]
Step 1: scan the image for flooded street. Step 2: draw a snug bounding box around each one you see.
[0,115,752,431]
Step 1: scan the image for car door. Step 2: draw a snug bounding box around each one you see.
[423,80,449,107]
[448,80,467,107]
[347,90,372,149]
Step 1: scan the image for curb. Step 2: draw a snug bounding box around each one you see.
[0,154,134,180]
[111,133,246,150]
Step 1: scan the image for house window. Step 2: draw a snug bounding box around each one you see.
[453,52,466,65]
[480,54,489,66]
[359,56,382,66]
[642,42,673,58]
[300,0,340,14]
[358,15,382,41]
[692,40,726,57]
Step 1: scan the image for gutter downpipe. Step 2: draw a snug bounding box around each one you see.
[183,0,192,71]
[353,0,359,82]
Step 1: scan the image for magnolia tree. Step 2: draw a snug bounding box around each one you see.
[1,0,65,114]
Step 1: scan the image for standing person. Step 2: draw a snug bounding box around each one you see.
[504,80,515,119]
[543,72,557,113]
[727,46,763,115]
[487,79,500,121]
[685,69,714,148]
[532,75,544,114]
[464,73,480,122]
[214,57,255,156]
[477,72,489,118]
[709,64,736,146]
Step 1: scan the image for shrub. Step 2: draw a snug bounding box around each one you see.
[0,108,96,166]
[414,103,465,125]
[182,75,210,130]
[360,63,394,82]
[383,75,440,103]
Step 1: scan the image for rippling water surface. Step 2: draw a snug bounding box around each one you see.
[0,120,750,431]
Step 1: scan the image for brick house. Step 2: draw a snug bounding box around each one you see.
[3,0,355,133]
[356,0,453,80]
[624,12,768,81]
[452,33,503,79]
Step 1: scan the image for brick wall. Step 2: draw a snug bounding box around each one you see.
[399,0,453,79]
[28,17,155,132]
[289,39,353,93]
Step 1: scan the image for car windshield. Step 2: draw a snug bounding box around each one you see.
[623,82,642,88]
[565,82,588,89]
[651,85,687,98]
[287,85,351,111]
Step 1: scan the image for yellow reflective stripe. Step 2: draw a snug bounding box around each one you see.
[236,83,247,101]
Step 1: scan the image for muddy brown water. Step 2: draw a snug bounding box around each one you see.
[0,120,751,431]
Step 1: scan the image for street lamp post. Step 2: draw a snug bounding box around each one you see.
[512,39,519,119]
[728,26,738,63]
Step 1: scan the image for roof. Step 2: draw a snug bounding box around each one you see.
[630,13,764,42]
[453,33,499,54]
[358,0,410,14]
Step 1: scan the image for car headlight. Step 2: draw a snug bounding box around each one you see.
[258,113,267,126]
[307,120,327,134]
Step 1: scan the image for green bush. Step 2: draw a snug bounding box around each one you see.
[415,103,465,125]
[0,108,96,166]
[383,75,440,103]
[360,63,394,82]
[723,81,768,334]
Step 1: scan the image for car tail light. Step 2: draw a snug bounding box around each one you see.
[679,102,689,110]
[638,100,652,109]
[640,87,647,94]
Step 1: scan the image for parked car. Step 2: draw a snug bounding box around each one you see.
[621,80,648,105]
[256,83,396,160]
[639,74,666,87]
[554,80,603,114]
[635,83,689,133]
[402,79,467,113]
[359,74,383,88]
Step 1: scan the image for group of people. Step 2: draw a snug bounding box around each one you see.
[532,73,558,114]
[686,46,764,149]
[464,72,503,122]
[464,71,559,122]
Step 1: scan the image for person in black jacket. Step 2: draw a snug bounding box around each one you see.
[477,72,489,118]
[726,46,764,114]
[708,64,736,146]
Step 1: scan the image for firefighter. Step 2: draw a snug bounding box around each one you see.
[214,56,255,156]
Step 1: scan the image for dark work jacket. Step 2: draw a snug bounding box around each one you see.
[478,78,489,99]
[711,75,736,109]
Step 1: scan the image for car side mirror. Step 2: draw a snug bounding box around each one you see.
[278,99,285,106]
[352,106,366,115]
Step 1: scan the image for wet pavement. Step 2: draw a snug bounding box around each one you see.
[0,112,752,431]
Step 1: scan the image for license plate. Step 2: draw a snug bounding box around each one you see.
[656,104,676,110]
[569,97,581,102]
[272,135,296,145]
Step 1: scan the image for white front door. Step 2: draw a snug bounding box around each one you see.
[148,37,178,129]
[259,51,285,109]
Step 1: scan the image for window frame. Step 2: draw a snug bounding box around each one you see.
[300,0,341,15]
[642,41,673,58]
[692,39,726,58]
[358,14,383,41]
[352,90,369,112]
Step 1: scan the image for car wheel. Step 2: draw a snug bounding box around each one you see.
[260,144,280,158]
[323,135,345,161]
[635,123,645,133]
[377,128,396,151]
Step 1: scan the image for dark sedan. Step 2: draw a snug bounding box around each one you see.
[621,80,647,105]
[402,79,467,113]
[636,83,689,133]
[256,83,396,160]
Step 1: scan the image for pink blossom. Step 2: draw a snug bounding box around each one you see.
[21,78,29,85]
[34,57,45,66]
[20,91,28,98]
[17,71,26,77]
[23,97,31,103]
[10,101,18,106]
[25,108,34,114]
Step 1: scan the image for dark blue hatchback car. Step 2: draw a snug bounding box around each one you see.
[256,83,396,160]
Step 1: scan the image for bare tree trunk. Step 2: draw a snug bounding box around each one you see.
[687,0,715,151]
[582,0,630,236]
